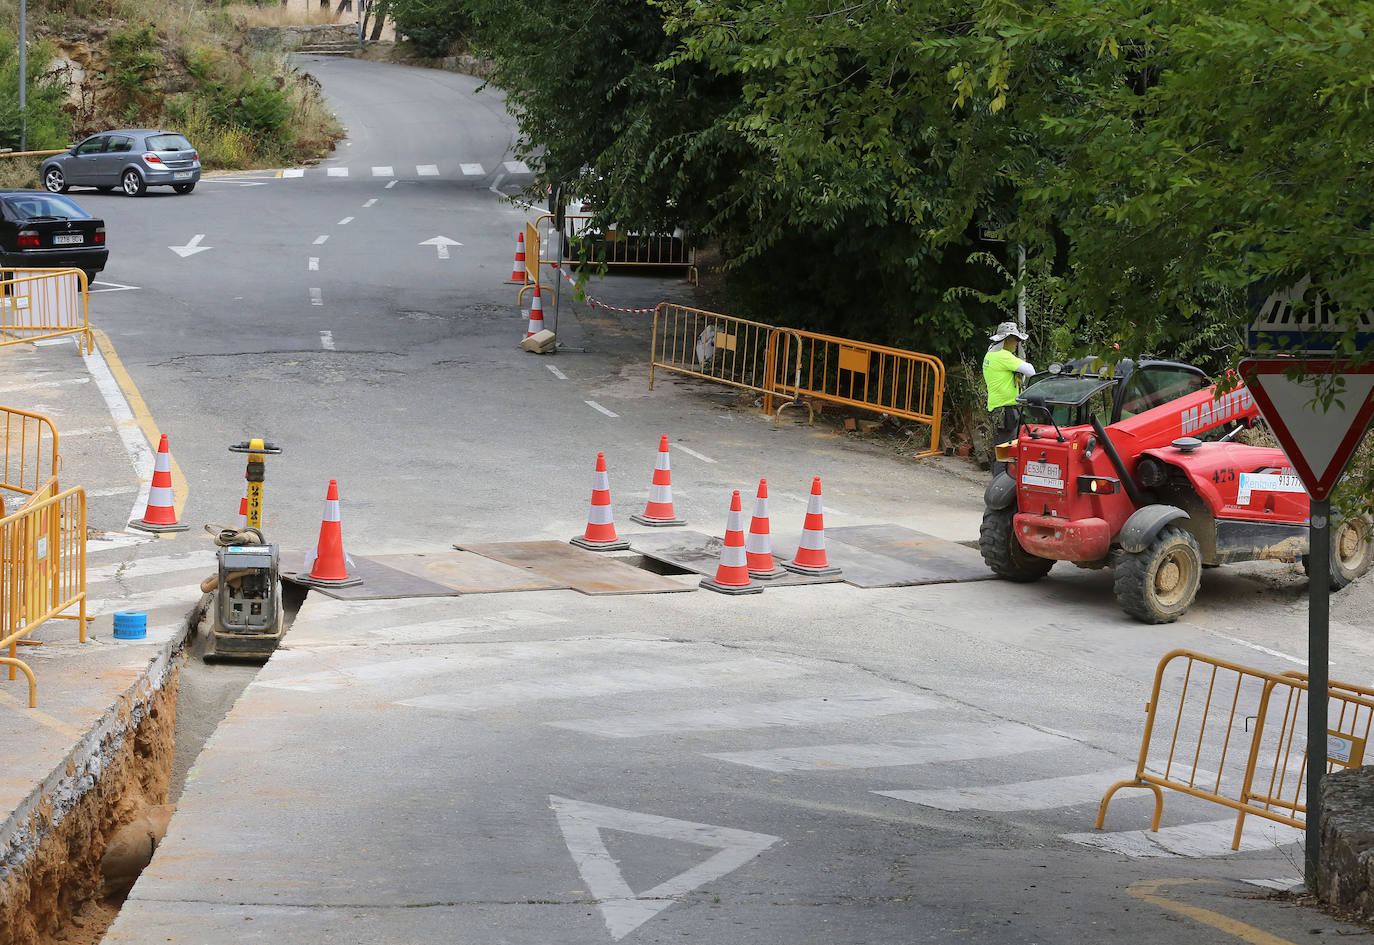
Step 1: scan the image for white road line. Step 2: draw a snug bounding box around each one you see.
[398,657,807,713]
[371,166,394,177]
[88,550,217,583]
[550,691,940,739]
[674,444,716,464]
[282,168,305,178]
[32,337,73,347]
[310,288,323,306]
[551,796,778,941]
[81,345,155,525]
[385,180,397,190]
[0,377,89,394]
[85,532,155,554]
[87,584,203,617]
[327,167,348,177]
[320,331,335,350]
[338,216,354,225]
[363,198,378,208]
[460,163,484,176]
[503,160,532,174]
[585,400,619,418]
[1062,818,1304,858]
[313,235,329,245]
[875,769,1133,812]
[416,164,440,176]
[1201,628,1306,666]
[706,724,1070,772]
[778,490,846,517]
[546,364,568,380]
[308,257,319,271]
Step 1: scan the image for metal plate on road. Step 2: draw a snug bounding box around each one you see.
[628,531,839,586]
[456,541,697,595]
[280,553,469,600]
[826,524,998,587]
[371,551,566,595]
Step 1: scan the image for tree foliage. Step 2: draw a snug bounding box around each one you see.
[0,30,72,151]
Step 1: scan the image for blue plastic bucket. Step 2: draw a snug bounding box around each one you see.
[112,611,147,640]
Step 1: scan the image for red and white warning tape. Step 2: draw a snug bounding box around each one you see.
[548,263,657,315]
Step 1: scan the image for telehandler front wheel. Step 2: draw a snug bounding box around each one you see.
[979,508,1054,582]
[1303,513,1374,591]
[1114,526,1201,624]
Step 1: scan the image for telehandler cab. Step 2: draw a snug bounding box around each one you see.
[979,359,1373,623]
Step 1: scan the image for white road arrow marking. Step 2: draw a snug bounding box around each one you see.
[419,236,463,260]
[550,796,778,940]
[168,234,212,258]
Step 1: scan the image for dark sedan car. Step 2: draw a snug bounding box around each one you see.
[40,129,201,197]
[0,191,108,285]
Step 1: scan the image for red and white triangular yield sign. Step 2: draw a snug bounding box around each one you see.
[1238,359,1374,501]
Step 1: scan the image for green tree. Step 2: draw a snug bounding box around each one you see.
[0,30,72,150]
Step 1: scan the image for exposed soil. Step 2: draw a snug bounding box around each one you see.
[0,669,179,945]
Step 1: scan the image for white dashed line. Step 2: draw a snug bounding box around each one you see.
[308,257,319,271]
[338,216,354,225]
[282,168,305,178]
[310,288,323,306]
[585,400,618,418]
[372,166,394,177]
[363,198,378,208]
[320,331,336,350]
[313,235,329,245]
[503,160,532,174]
[385,180,397,190]
[327,167,348,177]
[674,444,717,464]
[460,163,484,176]
[417,164,440,176]
[546,364,568,380]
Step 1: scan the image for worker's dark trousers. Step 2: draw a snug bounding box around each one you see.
[990,406,1021,477]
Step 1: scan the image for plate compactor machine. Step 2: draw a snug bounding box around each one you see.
[201,439,285,660]
[980,359,1374,624]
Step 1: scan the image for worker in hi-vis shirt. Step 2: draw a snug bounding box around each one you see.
[983,321,1035,477]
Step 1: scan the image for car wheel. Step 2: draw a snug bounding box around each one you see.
[1302,513,1374,590]
[43,166,68,194]
[979,507,1054,582]
[172,182,196,194]
[1114,525,1202,623]
[121,170,146,197]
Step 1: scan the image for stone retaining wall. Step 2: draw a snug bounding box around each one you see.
[1320,767,1374,914]
[246,24,359,50]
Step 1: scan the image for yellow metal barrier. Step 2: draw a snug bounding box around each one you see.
[0,268,93,352]
[0,406,60,506]
[1096,649,1374,849]
[649,303,945,456]
[0,479,87,707]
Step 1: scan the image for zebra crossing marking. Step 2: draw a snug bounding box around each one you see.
[372,166,394,177]
[550,690,940,739]
[551,796,778,941]
[282,168,304,178]
[503,160,531,174]
[417,164,440,176]
[460,163,484,176]
[875,769,1132,812]
[706,723,1070,772]
[86,584,203,617]
[1062,817,1303,858]
[87,550,216,583]
[327,167,348,177]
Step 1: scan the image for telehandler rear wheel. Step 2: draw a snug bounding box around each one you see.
[979,508,1054,582]
[1114,525,1201,624]
[1303,513,1374,590]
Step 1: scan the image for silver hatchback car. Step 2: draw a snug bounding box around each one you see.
[40,130,201,197]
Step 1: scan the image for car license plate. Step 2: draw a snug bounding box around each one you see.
[174,171,193,180]
[1023,461,1063,489]
[52,234,83,246]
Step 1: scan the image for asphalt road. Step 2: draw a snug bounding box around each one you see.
[76,56,1374,945]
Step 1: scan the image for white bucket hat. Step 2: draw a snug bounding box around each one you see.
[989,321,1029,342]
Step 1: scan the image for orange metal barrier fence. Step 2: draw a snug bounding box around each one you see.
[1097,649,1373,849]
[0,478,88,707]
[650,303,944,457]
[0,268,92,352]
[0,406,60,509]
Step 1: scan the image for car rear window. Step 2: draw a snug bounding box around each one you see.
[1,194,92,221]
[146,134,192,152]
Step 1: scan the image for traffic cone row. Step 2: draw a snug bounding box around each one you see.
[128,435,364,587]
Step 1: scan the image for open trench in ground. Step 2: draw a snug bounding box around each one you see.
[0,587,306,945]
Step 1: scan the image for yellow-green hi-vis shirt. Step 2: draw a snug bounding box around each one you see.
[983,348,1026,410]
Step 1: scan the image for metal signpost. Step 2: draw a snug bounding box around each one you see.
[1243,284,1374,885]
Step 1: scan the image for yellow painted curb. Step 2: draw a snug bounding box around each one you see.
[91,328,189,517]
[1128,878,1298,945]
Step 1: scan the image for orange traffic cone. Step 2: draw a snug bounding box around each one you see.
[631,435,686,527]
[508,231,527,283]
[702,490,763,595]
[745,478,785,579]
[571,452,630,551]
[130,434,188,533]
[526,284,546,338]
[784,477,841,576]
[299,479,362,587]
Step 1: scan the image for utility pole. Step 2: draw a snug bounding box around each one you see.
[19,0,27,152]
